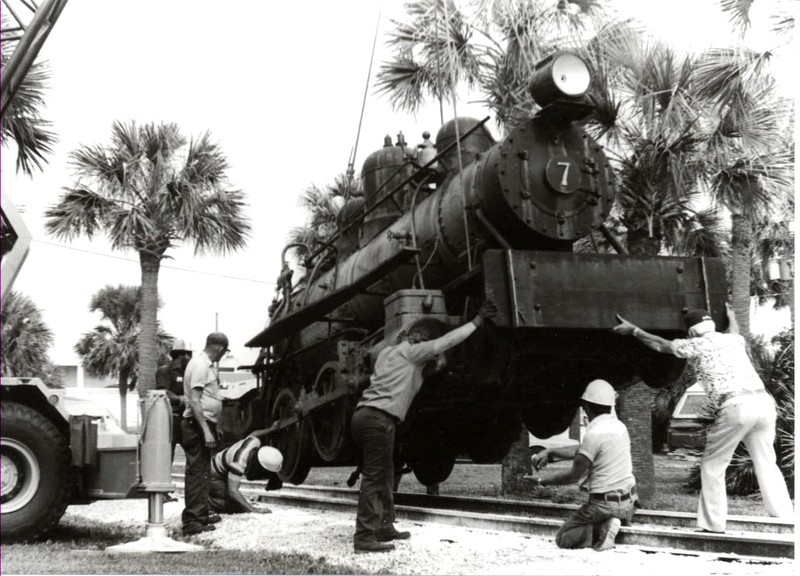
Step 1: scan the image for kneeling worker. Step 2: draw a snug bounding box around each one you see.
[530,379,636,551]
[209,435,283,514]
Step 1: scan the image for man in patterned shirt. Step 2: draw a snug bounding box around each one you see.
[209,437,283,514]
[613,308,793,533]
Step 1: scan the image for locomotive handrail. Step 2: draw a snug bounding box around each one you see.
[304,116,492,266]
[247,246,420,348]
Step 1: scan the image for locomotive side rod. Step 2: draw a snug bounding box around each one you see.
[305,116,492,265]
[248,387,351,441]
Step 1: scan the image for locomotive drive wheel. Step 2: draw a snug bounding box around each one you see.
[310,362,348,463]
[523,404,578,440]
[465,411,522,464]
[411,453,456,487]
[270,389,312,485]
[1,402,71,542]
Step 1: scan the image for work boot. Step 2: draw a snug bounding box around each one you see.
[204,514,222,525]
[593,517,621,551]
[354,541,395,554]
[183,523,215,536]
[377,524,411,542]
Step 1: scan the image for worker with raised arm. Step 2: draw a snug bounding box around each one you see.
[613,307,793,533]
[351,298,498,554]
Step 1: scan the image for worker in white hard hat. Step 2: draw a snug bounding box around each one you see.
[530,379,636,551]
[155,339,193,459]
[208,435,283,514]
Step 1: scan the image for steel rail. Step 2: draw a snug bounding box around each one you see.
[170,472,794,560]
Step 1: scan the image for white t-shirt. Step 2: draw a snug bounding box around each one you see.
[576,413,635,493]
[182,350,222,423]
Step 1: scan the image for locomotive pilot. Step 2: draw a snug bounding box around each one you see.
[350,298,498,554]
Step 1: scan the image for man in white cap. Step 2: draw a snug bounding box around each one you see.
[531,379,636,551]
[208,436,283,514]
[181,331,229,536]
[613,308,793,533]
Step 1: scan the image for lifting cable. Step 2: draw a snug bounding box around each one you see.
[441,0,473,271]
[348,7,383,184]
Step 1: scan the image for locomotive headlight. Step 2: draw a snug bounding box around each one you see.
[529,51,592,109]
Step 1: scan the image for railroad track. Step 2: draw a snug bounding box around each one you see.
[170,471,794,561]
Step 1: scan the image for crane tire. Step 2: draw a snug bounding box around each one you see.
[1,402,71,542]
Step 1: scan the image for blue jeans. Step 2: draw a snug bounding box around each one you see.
[556,496,635,549]
[351,407,396,545]
[180,418,216,529]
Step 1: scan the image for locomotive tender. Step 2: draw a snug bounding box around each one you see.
[219,52,727,487]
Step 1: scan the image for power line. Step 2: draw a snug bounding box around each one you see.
[31,239,276,286]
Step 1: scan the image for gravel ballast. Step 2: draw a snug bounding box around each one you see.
[59,498,794,575]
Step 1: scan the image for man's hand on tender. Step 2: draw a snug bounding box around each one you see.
[612,314,638,336]
[473,298,498,327]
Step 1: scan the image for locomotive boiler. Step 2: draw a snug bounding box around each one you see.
[220,52,727,487]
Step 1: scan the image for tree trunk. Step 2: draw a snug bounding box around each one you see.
[501,427,532,496]
[118,371,128,432]
[729,212,752,338]
[618,229,660,503]
[617,380,655,505]
[138,252,161,409]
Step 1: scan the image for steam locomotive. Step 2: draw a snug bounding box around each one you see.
[218,51,727,487]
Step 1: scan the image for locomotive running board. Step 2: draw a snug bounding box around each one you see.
[246,246,420,348]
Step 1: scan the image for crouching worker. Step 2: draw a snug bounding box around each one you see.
[530,379,636,551]
[208,435,283,514]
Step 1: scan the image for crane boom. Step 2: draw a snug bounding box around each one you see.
[1,0,69,296]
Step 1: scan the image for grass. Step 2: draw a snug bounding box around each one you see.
[1,522,373,575]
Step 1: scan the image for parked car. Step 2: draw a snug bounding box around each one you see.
[667,384,711,451]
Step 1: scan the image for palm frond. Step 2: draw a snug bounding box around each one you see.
[44,187,118,241]
[0,55,56,174]
[718,0,754,35]
[1,291,58,385]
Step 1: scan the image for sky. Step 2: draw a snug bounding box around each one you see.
[1,0,795,368]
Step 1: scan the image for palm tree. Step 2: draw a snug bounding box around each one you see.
[1,290,62,386]
[286,171,362,283]
[75,285,172,431]
[45,121,251,402]
[692,47,794,336]
[0,13,57,175]
[376,0,602,132]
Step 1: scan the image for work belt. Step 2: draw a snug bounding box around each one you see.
[590,485,637,503]
[719,388,767,405]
